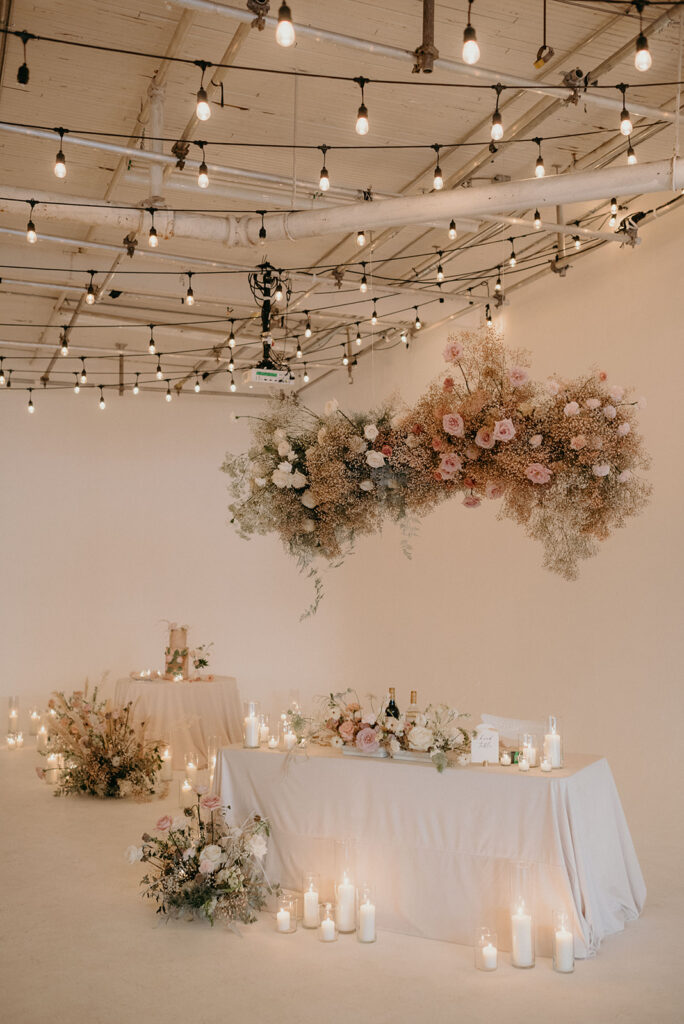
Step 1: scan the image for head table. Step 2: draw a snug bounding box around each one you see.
[215,744,645,957]
[114,676,242,770]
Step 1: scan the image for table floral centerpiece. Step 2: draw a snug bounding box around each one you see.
[128,793,277,927]
[38,687,164,800]
[312,689,471,772]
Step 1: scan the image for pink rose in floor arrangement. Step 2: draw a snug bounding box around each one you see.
[223,329,651,604]
[40,688,165,800]
[133,793,277,926]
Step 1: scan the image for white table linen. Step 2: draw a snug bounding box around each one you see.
[115,676,242,769]
[216,746,645,956]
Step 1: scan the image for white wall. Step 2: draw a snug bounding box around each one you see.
[2,207,682,872]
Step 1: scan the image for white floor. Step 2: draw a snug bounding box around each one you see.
[1,744,682,1024]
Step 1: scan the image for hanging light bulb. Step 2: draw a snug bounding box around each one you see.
[414,308,422,330]
[197,151,209,189]
[359,264,368,293]
[534,209,541,230]
[296,339,302,358]
[354,77,369,135]
[356,229,366,247]
[490,85,504,141]
[371,303,378,325]
[448,219,457,241]
[303,364,310,383]
[26,200,37,244]
[133,374,140,395]
[185,272,195,306]
[618,85,633,136]
[508,240,516,267]
[304,314,312,338]
[437,263,444,283]
[165,381,172,403]
[610,198,618,215]
[400,329,408,345]
[258,212,267,243]
[27,388,34,413]
[342,346,349,366]
[0,359,4,385]
[54,128,67,179]
[495,269,502,292]
[80,358,87,384]
[156,358,163,381]
[196,86,211,122]
[228,355,235,373]
[609,211,617,228]
[73,373,80,394]
[485,304,493,327]
[573,235,581,250]
[276,2,295,46]
[319,145,330,191]
[148,221,159,248]
[627,141,637,165]
[228,322,236,348]
[85,271,96,305]
[60,330,69,356]
[148,327,156,355]
[462,0,480,65]
[192,376,200,393]
[356,323,362,345]
[432,146,444,190]
[98,386,106,411]
[634,1,652,73]
[229,374,237,393]
[534,138,545,177]
[274,281,284,302]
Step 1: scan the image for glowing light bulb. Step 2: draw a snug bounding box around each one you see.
[275,2,295,47]
[448,219,457,240]
[635,33,652,72]
[165,384,172,402]
[156,361,163,380]
[462,25,480,65]
[27,394,34,413]
[490,111,504,142]
[296,342,302,358]
[194,378,200,393]
[485,304,493,327]
[99,390,105,410]
[303,367,310,383]
[400,330,408,345]
[86,284,95,305]
[355,103,369,136]
[133,377,139,395]
[356,229,366,247]
[60,335,69,356]
[54,150,66,179]
[610,198,618,215]
[495,274,502,292]
[228,357,235,372]
[196,87,211,121]
[534,209,541,229]
[228,327,235,348]
[509,250,516,267]
[305,319,312,339]
[275,284,283,302]
[433,165,443,190]
[609,213,617,228]
[535,155,545,178]
[356,327,362,345]
[73,379,80,394]
[197,161,209,189]
[371,307,378,325]
[319,165,330,191]
[627,142,637,165]
[342,348,349,366]
[148,225,159,248]
[360,275,368,294]
[229,377,237,393]
[437,264,444,282]
[574,235,581,250]
[620,107,633,136]
[185,287,195,306]
[26,220,37,244]
[414,311,422,330]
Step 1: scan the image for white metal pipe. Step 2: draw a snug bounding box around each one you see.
[147,82,166,201]
[2,159,681,249]
[171,0,677,122]
[480,214,621,244]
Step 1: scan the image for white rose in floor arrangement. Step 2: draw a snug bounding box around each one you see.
[134,793,277,926]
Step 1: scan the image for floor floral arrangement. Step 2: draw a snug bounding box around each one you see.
[129,794,277,926]
[222,330,650,609]
[290,690,471,772]
[38,688,164,800]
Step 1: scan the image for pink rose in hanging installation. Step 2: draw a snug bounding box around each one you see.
[443,339,464,363]
[442,413,465,437]
[493,418,516,442]
[525,463,553,485]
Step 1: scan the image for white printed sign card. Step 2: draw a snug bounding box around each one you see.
[470,724,499,764]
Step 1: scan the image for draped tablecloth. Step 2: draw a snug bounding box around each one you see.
[216,745,645,957]
[115,677,242,769]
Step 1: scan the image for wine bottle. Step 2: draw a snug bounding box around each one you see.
[406,690,419,721]
[386,687,400,719]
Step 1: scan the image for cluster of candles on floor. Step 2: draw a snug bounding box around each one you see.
[242,702,298,752]
[498,717,564,771]
[6,697,53,750]
[175,738,220,806]
[275,872,377,944]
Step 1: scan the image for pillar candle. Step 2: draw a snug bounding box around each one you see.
[320,916,336,942]
[544,731,562,767]
[259,723,270,743]
[161,748,173,781]
[15,732,24,748]
[482,942,498,970]
[540,758,552,772]
[180,778,194,808]
[518,756,530,772]
[511,907,534,967]
[267,735,278,749]
[36,726,48,752]
[335,876,356,932]
[500,752,511,765]
[244,715,259,748]
[6,734,16,748]
[522,745,537,767]
[28,711,41,736]
[276,908,291,932]
[283,731,296,751]
[358,899,376,942]
[554,927,574,972]
[303,887,319,928]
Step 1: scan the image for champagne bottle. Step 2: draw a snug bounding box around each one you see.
[406,690,419,721]
[386,687,400,719]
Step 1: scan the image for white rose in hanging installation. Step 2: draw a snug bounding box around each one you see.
[324,398,339,416]
[407,725,434,751]
[222,330,651,612]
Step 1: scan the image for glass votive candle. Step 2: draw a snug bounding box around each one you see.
[258,714,270,744]
[179,777,194,808]
[302,873,320,928]
[335,871,356,933]
[319,903,337,942]
[356,883,377,943]
[540,757,552,772]
[282,729,297,751]
[520,733,538,767]
[474,927,498,971]
[206,735,218,769]
[28,708,41,735]
[543,715,563,768]
[161,746,173,781]
[518,754,530,772]
[500,751,512,765]
[184,752,198,780]
[15,732,24,748]
[267,727,280,750]
[36,725,48,752]
[276,896,297,933]
[243,701,261,748]
[552,910,575,973]
[6,733,17,748]
[8,696,19,735]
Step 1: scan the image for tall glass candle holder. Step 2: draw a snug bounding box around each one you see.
[356,883,377,943]
[184,752,199,781]
[258,714,270,744]
[302,873,320,929]
[519,733,538,767]
[474,927,498,971]
[552,910,575,973]
[36,724,48,752]
[543,715,563,768]
[28,708,41,736]
[510,862,535,968]
[276,896,297,933]
[334,839,357,933]
[160,746,173,781]
[267,725,280,750]
[8,696,19,735]
[179,776,194,808]
[319,903,337,942]
[243,701,261,748]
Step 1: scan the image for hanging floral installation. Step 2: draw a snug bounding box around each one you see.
[222,331,650,607]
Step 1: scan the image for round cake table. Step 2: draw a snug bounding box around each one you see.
[114,676,242,769]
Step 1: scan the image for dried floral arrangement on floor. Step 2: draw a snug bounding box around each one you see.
[223,331,650,608]
[38,687,164,799]
[129,795,277,926]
